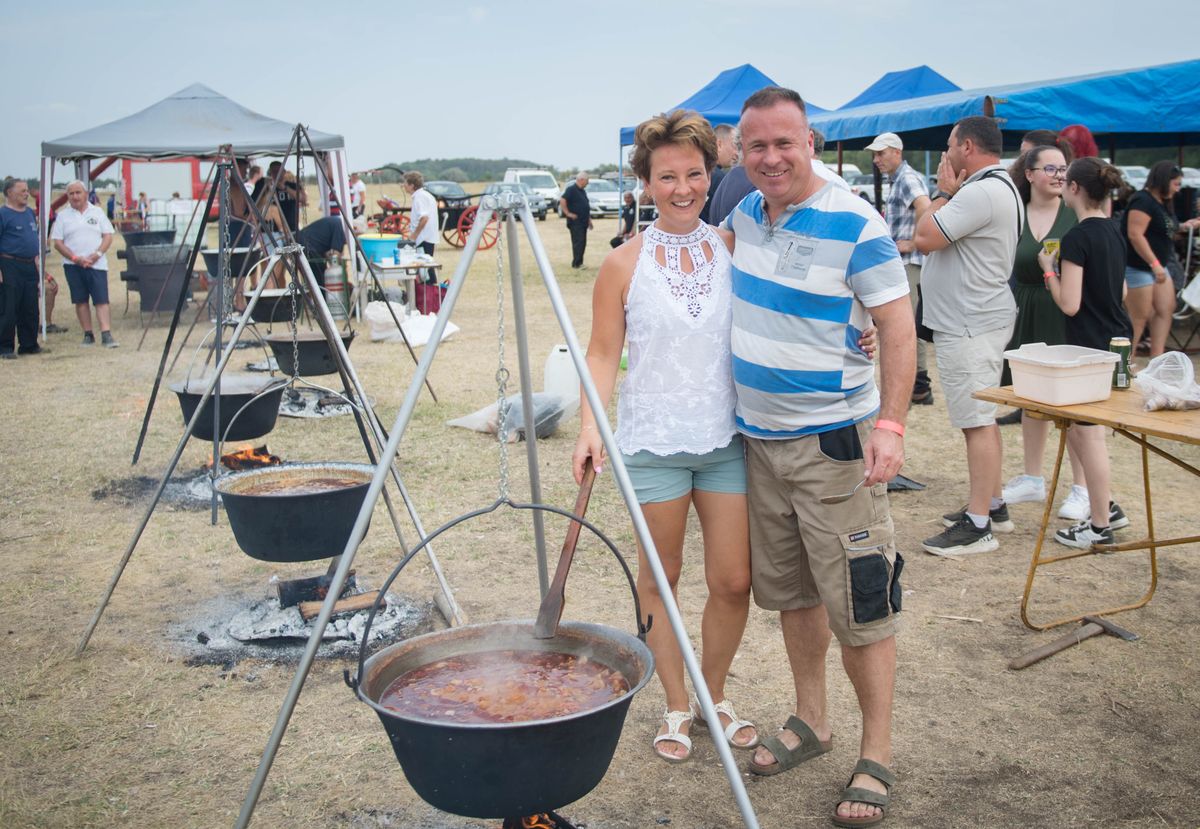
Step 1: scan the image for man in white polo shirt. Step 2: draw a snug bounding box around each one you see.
[915,116,1023,555]
[50,180,117,348]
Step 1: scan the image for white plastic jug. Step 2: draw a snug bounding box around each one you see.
[543,344,580,416]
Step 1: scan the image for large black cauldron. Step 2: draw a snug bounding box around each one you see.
[350,499,652,819]
[214,462,374,562]
[356,620,652,818]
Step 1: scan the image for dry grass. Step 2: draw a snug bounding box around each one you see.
[1,211,1199,828]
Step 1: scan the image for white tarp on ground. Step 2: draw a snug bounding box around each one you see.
[364,301,460,346]
[41,83,344,159]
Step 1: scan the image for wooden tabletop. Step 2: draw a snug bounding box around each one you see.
[976,386,1200,446]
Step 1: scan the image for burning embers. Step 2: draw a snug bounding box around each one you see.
[501,814,576,829]
[215,444,282,471]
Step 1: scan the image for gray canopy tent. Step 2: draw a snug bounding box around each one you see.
[38,83,354,330]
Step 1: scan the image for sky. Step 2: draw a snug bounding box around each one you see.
[3,0,1198,179]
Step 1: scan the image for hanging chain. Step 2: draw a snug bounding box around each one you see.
[288,277,300,382]
[221,164,232,323]
[493,198,511,501]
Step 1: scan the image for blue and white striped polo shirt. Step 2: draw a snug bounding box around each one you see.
[724,183,908,438]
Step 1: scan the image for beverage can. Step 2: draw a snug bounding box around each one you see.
[1110,337,1131,389]
[1042,238,1061,259]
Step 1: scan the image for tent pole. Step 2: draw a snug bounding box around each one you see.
[837,141,844,176]
[39,157,52,341]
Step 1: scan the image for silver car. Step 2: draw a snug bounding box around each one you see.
[584,179,621,217]
[484,181,547,220]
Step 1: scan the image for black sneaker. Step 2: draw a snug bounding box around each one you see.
[0,352,15,360]
[81,331,96,346]
[924,516,999,556]
[911,389,934,406]
[1108,502,1130,530]
[996,409,1022,426]
[942,502,1014,533]
[45,323,68,334]
[101,331,119,348]
[1054,520,1114,549]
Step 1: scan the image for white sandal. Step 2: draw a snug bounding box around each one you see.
[692,697,760,750]
[653,708,693,764]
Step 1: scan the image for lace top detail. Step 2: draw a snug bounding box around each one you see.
[616,222,737,456]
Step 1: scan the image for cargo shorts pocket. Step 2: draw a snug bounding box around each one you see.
[841,522,899,626]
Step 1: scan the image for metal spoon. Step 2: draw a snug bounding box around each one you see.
[820,478,867,505]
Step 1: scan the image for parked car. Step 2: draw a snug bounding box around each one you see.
[583,178,621,217]
[1116,165,1150,191]
[848,173,890,205]
[1181,167,1200,189]
[503,169,560,220]
[483,181,547,220]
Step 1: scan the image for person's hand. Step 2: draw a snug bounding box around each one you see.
[895,239,914,254]
[1037,249,1057,275]
[572,426,606,484]
[1153,265,1169,284]
[858,325,878,359]
[936,152,966,196]
[863,427,903,486]
[588,219,594,230]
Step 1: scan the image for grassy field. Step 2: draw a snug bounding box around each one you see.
[1,206,1199,828]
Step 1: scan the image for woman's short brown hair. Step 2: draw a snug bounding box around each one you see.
[630,110,718,182]
[403,171,424,189]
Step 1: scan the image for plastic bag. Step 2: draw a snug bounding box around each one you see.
[1132,351,1200,410]
[446,393,569,442]
[364,300,458,346]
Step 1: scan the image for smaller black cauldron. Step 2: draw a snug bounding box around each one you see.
[214,462,374,562]
[263,330,356,377]
[244,287,296,324]
[170,373,285,441]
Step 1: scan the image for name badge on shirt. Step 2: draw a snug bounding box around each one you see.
[774,238,817,280]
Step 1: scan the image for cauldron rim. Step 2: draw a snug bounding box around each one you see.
[168,372,281,396]
[213,461,374,497]
[262,330,356,344]
[356,618,654,731]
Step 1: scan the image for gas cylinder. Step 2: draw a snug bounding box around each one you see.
[323,255,348,318]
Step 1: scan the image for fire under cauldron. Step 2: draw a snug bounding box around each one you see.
[170,373,285,442]
[349,500,653,820]
[263,330,356,377]
[214,462,374,562]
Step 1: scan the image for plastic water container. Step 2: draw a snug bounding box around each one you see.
[1004,343,1121,406]
[543,344,580,412]
[359,233,402,263]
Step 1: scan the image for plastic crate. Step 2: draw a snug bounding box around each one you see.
[1004,343,1120,406]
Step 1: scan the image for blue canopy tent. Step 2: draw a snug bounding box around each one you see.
[810,59,1200,153]
[618,64,809,145]
[839,65,959,110]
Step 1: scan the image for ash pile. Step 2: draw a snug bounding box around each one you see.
[173,573,437,665]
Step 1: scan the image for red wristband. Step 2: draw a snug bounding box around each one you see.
[875,419,905,437]
[1151,259,1161,269]
[1043,271,1057,280]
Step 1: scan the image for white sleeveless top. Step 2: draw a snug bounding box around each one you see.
[616,221,736,456]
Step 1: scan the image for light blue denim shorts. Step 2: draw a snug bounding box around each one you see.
[621,435,746,504]
[1125,266,1156,289]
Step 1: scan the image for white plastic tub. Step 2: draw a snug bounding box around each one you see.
[1004,343,1120,406]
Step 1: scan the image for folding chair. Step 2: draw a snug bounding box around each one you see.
[1171,226,1200,351]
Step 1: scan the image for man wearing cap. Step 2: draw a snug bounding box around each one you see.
[868,132,932,404]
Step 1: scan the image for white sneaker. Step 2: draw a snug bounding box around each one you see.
[1058,485,1090,521]
[1002,474,1046,504]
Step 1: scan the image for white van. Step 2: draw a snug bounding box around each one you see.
[503,169,561,220]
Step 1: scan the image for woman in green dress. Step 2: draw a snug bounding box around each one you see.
[1001,145,1092,522]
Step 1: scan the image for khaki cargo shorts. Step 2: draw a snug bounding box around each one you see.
[744,421,903,647]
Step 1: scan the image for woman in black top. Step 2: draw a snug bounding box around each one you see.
[1039,158,1132,548]
[1122,161,1200,357]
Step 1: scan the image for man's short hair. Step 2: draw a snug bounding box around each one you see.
[403,171,424,189]
[630,109,718,181]
[714,123,736,141]
[741,86,807,118]
[953,116,1003,156]
[66,179,87,192]
[811,129,826,155]
[2,178,22,197]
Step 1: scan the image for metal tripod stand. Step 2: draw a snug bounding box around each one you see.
[233,192,762,828]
